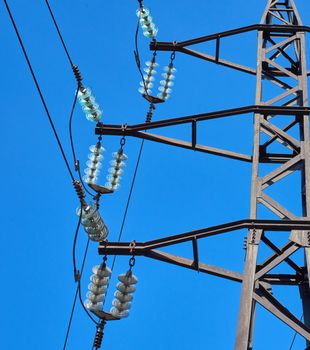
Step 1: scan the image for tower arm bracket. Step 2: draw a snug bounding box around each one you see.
[150,24,310,74]
[96,106,309,162]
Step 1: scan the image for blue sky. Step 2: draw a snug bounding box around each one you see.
[1,0,310,349]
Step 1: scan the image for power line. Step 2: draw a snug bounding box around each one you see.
[42,0,100,345]
[44,0,74,67]
[111,139,145,271]
[63,239,91,350]
[288,314,304,350]
[68,89,95,197]
[45,0,96,198]
[3,0,75,182]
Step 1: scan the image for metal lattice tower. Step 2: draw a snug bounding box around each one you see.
[236,1,310,349]
[96,0,310,348]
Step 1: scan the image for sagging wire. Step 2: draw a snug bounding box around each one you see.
[78,278,100,325]
[63,239,91,350]
[44,0,104,345]
[69,82,96,198]
[3,0,75,182]
[109,0,160,271]
[134,0,151,98]
[45,0,74,67]
[45,1,98,198]
[72,201,83,281]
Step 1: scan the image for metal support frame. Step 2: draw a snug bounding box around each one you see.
[97,0,310,348]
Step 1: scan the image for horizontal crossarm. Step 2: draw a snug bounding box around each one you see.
[149,24,310,74]
[150,25,310,49]
[99,219,310,253]
[96,106,310,134]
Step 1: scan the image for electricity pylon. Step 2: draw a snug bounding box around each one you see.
[96,0,310,348]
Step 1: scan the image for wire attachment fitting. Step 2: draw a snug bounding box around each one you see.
[72,65,83,87]
[146,103,155,123]
[93,319,106,349]
[73,180,86,205]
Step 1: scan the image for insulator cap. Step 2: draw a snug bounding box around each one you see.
[77,203,109,241]
[84,143,105,185]
[78,87,102,122]
[105,150,127,191]
[136,7,158,38]
[85,263,111,312]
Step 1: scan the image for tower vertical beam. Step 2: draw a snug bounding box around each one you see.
[235,0,310,348]
[297,29,310,347]
[234,27,265,349]
[235,230,261,350]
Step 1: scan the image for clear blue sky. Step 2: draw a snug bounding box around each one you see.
[1,0,310,349]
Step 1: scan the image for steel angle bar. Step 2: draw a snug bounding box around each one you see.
[258,192,299,219]
[178,47,256,75]
[269,11,292,26]
[149,25,310,49]
[264,72,295,91]
[261,119,298,150]
[259,153,295,164]
[146,250,243,282]
[122,131,252,162]
[98,220,310,255]
[261,154,302,190]
[255,242,300,280]
[262,87,300,107]
[254,285,310,341]
[96,106,310,134]
[260,235,303,274]
[268,38,298,66]
[262,273,301,285]
[265,57,298,79]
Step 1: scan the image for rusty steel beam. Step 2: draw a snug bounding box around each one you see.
[255,243,300,280]
[96,105,310,134]
[150,24,310,50]
[254,285,310,341]
[98,219,310,254]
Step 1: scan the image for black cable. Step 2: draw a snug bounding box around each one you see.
[134,6,150,97]
[68,89,96,197]
[288,314,304,350]
[111,139,145,270]
[69,89,79,166]
[73,202,83,277]
[63,238,91,350]
[45,0,95,197]
[62,285,79,350]
[44,0,74,67]
[44,0,96,198]
[3,0,75,182]
[78,279,99,325]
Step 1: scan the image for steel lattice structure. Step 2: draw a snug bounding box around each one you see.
[96,1,310,348]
